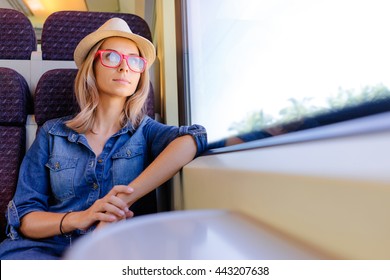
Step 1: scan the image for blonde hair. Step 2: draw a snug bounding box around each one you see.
[66,38,150,133]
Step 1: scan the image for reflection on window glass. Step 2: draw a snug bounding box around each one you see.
[184,0,390,143]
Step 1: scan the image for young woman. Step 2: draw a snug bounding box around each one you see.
[0,17,207,259]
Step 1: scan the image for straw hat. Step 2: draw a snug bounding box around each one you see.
[74,17,156,69]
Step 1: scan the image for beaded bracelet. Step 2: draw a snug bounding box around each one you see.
[59,211,73,237]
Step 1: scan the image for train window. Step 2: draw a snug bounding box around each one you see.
[177,0,390,148]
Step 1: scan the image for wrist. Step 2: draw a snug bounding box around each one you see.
[59,211,73,237]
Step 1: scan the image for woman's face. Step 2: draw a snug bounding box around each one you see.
[94,37,142,99]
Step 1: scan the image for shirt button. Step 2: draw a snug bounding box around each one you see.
[97,158,103,163]
[55,162,60,169]
[93,183,99,190]
[126,150,131,156]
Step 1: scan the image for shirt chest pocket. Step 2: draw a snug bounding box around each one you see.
[45,156,78,201]
[112,145,144,185]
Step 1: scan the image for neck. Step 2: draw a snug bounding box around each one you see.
[91,97,125,135]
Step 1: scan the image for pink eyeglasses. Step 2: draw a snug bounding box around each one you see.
[95,50,147,73]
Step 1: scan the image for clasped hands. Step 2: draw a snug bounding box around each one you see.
[80,185,135,231]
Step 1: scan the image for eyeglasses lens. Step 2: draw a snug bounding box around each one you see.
[127,57,145,73]
[103,51,121,67]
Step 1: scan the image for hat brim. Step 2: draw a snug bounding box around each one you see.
[74,30,156,69]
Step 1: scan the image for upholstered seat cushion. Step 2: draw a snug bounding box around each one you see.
[0,67,31,240]
[41,11,152,61]
[0,8,37,60]
[0,68,32,124]
[34,69,79,127]
[0,127,25,240]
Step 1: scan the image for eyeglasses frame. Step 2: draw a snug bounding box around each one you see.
[94,50,147,73]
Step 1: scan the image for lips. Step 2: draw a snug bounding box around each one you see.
[113,78,130,84]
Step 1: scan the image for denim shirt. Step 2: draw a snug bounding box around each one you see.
[6,116,207,239]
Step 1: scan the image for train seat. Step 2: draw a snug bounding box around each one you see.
[0,67,32,241]
[41,11,153,61]
[34,68,79,127]
[0,8,37,60]
[0,9,36,241]
[0,8,37,93]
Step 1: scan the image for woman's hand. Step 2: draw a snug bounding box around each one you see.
[77,185,134,231]
[20,185,135,238]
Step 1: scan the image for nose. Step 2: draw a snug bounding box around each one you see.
[118,57,130,72]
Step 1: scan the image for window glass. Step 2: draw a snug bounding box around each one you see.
[183,0,390,145]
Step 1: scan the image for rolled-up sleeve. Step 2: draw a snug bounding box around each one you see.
[143,117,207,159]
[178,124,208,157]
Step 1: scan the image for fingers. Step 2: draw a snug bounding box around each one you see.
[95,211,119,223]
[84,185,135,229]
[109,185,134,197]
[126,210,134,219]
[95,185,134,221]
[94,208,134,226]
[101,197,128,218]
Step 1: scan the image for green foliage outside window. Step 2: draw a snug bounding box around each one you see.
[229,84,390,135]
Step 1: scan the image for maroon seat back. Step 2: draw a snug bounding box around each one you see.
[0,68,32,240]
[0,8,37,59]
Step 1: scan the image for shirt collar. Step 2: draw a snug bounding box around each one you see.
[47,115,149,141]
